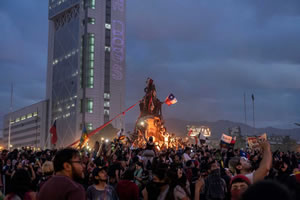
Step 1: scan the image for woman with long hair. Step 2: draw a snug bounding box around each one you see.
[4,169,36,200]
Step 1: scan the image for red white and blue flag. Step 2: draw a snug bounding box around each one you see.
[165,93,177,106]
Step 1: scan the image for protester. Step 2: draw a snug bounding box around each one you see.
[116,169,139,200]
[37,148,85,200]
[229,175,251,200]
[37,161,54,191]
[0,136,299,200]
[134,162,144,189]
[86,166,118,200]
[241,180,292,200]
[201,160,227,200]
[229,141,272,183]
[142,168,169,200]
[4,169,36,200]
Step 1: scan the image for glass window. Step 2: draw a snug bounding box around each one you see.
[87,77,94,88]
[89,69,94,76]
[90,60,94,68]
[104,101,110,107]
[27,113,33,118]
[90,53,94,60]
[104,109,109,115]
[104,93,110,99]
[88,17,95,24]
[90,45,94,53]
[33,112,38,117]
[15,118,20,122]
[86,123,93,131]
[90,37,94,45]
[90,0,95,9]
[21,115,26,120]
[87,98,93,113]
[105,23,111,29]
[105,46,110,52]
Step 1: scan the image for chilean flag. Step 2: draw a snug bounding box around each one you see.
[165,93,177,106]
[50,120,57,145]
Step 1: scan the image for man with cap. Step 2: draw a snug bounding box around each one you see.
[87,166,118,200]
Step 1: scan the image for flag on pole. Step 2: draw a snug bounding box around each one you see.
[78,125,89,149]
[50,120,57,145]
[165,93,177,106]
[252,94,254,101]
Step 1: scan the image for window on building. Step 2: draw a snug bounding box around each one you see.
[104,109,109,115]
[15,118,20,122]
[105,23,111,29]
[27,113,33,119]
[90,0,95,9]
[87,98,93,113]
[90,53,94,60]
[90,60,94,68]
[88,17,95,24]
[90,45,94,53]
[21,115,26,120]
[33,112,38,117]
[87,33,95,89]
[89,69,94,76]
[86,123,93,131]
[104,101,110,107]
[105,46,110,52]
[104,93,110,99]
[87,77,94,88]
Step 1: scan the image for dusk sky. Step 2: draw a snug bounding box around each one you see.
[1,0,300,129]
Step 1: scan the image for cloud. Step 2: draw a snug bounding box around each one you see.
[1,0,299,130]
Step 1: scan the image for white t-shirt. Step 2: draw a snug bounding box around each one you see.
[245,172,254,184]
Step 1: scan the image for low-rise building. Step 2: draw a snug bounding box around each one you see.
[2,100,49,149]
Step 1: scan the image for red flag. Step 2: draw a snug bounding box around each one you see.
[50,120,57,145]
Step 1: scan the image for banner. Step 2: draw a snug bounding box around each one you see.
[221,133,232,144]
[247,133,267,149]
[220,133,233,149]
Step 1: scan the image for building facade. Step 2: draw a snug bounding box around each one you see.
[46,0,126,147]
[2,101,49,149]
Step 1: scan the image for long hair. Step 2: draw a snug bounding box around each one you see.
[10,169,32,199]
[166,168,191,200]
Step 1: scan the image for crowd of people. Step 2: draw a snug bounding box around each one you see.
[1,137,300,200]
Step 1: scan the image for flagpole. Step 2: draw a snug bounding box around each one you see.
[252,94,255,134]
[8,83,13,150]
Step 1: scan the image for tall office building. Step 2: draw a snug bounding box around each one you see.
[46,0,126,147]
